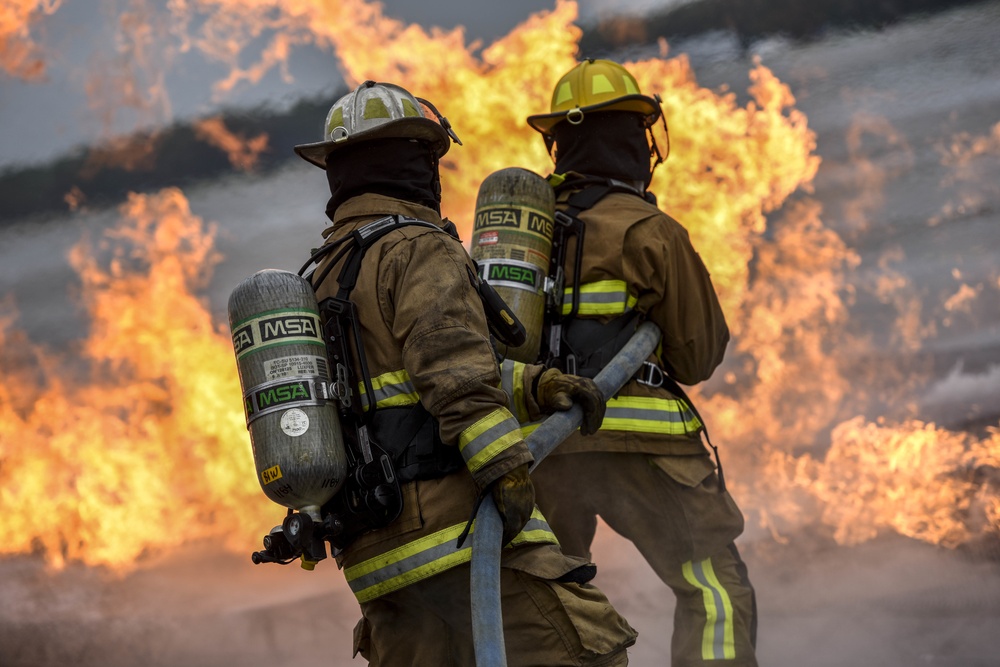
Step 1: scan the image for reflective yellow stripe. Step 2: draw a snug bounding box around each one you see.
[358,368,419,410]
[602,395,702,434]
[561,280,638,316]
[344,509,559,603]
[682,558,736,660]
[518,396,698,437]
[345,523,470,603]
[500,360,530,422]
[459,408,523,473]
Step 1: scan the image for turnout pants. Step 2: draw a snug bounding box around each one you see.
[532,451,758,667]
[354,556,637,666]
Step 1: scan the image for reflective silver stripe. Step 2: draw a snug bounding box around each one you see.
[345,510,558,603]
[601,395,702,434]
[459,408,523,473]
[561,280,637,316]
[509,515,560,546]
[357,369,419,410]
[683,558,736,660]
[501,360,515,407]
[500,360,530,422]
[346,523,471,603]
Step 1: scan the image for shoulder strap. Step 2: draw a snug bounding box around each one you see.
[299,215,441,298]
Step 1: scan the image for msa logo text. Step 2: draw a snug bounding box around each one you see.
[254,381,312,410]
[488,263,538,287]
[232,324,254,354]
[526,213,553,237]
[475,208,520,229]
[260,315,319,342]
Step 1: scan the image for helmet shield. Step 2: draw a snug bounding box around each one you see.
[295,81,452,169]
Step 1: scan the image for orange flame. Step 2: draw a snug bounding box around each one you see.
[0,189,268,571]
[0,0,57,80]
[194,116,269,171]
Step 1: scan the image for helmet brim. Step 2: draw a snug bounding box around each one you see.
[527,94,661,136]
[294,117,451,169]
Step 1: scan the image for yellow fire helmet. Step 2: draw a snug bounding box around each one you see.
[295,80,462,169]
[526,59,662,137]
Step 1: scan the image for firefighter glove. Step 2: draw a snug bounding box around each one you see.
[535,368,607,436]
[491,463,535,547]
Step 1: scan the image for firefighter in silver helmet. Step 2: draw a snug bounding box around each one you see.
[525,60,760,666]
[294,80,636,665]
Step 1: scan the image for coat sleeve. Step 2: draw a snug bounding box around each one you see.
[624,213,730,385]
[377,230,533,489]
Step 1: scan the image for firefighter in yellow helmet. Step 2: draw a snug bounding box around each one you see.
[294,80,637,665]
[525,60,759,666]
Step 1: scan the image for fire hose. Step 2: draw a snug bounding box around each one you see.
[470,321,662,667]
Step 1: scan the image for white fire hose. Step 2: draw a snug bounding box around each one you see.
[471,321,662,666]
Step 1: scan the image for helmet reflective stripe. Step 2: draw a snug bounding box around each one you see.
[295,80,453,169]
[459,407,523,473]
[344,508,559,603]
[561,279,639,316]
[682,557,737,660]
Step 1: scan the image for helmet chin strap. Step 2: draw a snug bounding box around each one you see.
[646,95,671,185]
[416,96,463,147]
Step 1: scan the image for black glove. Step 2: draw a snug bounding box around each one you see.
[535,368,607,436]
[491,463,535,547]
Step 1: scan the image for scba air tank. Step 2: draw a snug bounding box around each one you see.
[228,269,347,521]
[471,167,555,363]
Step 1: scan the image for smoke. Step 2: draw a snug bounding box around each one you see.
[921,362,1000,430]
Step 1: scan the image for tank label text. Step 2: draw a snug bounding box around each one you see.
[261,464,283,485]
[231,309,324,359]
[475,207,521,229]
[474,205,553,240]
[264,354,330,381]
[486,262,539,288]
[280,408,310,437]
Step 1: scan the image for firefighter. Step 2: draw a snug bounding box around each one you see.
[293,80,637,666]
[524,59,759,666]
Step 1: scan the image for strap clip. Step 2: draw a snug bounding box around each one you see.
[635,361,664,388]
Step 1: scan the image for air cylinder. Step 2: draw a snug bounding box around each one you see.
[228,269,347,521]
[471,167,554,363]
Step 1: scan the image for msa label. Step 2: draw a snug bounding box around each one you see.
[486,262,539,288]
[232,309,323,359]
[475,207,520,229]
[261,464,283,485]
[474,206,552,238]
[264,354,330,381]
[252,380,312,413]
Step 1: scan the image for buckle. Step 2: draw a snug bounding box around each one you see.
[635,361,664,388]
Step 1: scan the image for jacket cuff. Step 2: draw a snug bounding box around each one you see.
[458,406,534,489]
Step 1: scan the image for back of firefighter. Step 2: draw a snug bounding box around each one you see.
[524,60,759,666]
[293,80,637,666]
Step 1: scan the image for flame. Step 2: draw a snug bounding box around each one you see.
[0,0,58,79]
[0,189,267,571]
[2,0,999,571]
[194,116,269,171]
